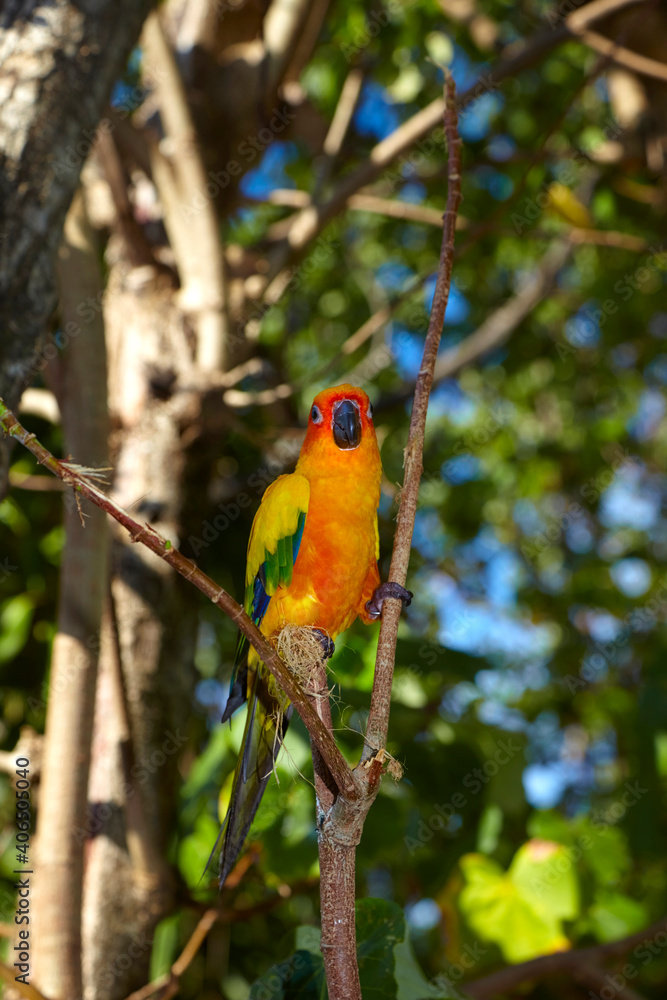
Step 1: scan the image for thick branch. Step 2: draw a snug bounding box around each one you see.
[142,12,228,370]
[306,661,360,999]
[0,400,356,803]
[362,78,462,762]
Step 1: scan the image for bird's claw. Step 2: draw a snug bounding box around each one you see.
[314,629,335,659]
[366,582,413,618]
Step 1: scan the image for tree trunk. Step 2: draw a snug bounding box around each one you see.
[32,192,109,999]
[80,237,198,1000]
[0,0,155,492]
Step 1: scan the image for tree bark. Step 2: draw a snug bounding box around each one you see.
[0,0,155,493]
[308,661,362,1000]
[80,243,198,1000]
[32,192,109,1000]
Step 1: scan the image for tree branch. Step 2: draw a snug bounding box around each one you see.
[465,915,667,998]
[383,237,574,411]
[566,0,667,82]
[0,400,356,804]
[0,960,49,1000]
[264,187,451,229]
[142,11,228,370]
[257,22,571,296]
[362,76,462,761]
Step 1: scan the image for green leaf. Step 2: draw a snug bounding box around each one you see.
[0,594,34,664]
[459,845,578,963]
[250,899,454,999]
[177,812,221,889]
[510,840,579,921]
[249,949,326,999]
[590,892,649,943]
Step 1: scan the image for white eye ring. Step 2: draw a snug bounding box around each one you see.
[311,405,324,424]
[367,402,374,419]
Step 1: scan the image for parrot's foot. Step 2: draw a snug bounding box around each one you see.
[314,629,335,659]
[366,582,413,618]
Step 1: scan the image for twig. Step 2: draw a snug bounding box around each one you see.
[265,188,451,228]
[0,400,357,803]
[464,915,667,998]
[122,885,310,1000]
[522,227,647,252]
[362,76,462,759]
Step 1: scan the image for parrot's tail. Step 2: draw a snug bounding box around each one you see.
[213,669,292,887]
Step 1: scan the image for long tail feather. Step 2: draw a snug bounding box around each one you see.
[216,668,292,887]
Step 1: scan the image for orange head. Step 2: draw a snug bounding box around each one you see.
[296,384,380,475]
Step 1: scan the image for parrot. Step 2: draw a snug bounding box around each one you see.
[213,383,412,886]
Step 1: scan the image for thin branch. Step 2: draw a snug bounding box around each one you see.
[567,0,650,22]
[322,67,364,160]
[0,400,357,803]
[314,66,364,197]
[257,21,572,295]
[251,0,644,308]
[523,226,647,252]
[432,241,572,382]
[265,188,451,228]
[465,915,667,998]
[122,886,312,1000]
[569,27,667,81]
[362,76,462,762]
[263,0,315,97]
[566,0,667,83]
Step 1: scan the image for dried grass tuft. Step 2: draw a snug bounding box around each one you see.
[277,625,331,697]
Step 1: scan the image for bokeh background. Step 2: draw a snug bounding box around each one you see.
[1,0,667,997]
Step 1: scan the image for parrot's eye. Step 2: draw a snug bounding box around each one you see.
[367,402,374,420]
[311,405,323,424]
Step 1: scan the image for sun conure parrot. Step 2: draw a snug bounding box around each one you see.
[214,383,412,886]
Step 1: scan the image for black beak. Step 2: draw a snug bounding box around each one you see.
[332,399,361,450]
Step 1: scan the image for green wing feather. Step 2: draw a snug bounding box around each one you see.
[214,474,309,886]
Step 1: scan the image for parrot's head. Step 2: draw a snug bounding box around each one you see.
[298,384,380,472]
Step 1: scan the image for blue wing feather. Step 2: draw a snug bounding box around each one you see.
[222,509,306,723]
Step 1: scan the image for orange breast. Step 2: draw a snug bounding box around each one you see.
[261,471,378,640]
